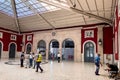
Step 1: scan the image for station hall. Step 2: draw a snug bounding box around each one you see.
[0,0,119,80]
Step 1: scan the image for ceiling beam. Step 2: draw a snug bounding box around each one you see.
[11,0,21,34]
[70,7,112,24]
[94,0,99,16]
[76,0,87,24]
[38,0,112,25]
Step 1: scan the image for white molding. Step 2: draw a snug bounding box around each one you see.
[0,40,3,59]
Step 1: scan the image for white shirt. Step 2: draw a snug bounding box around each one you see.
[29,54,33,59]
[57,54,61,57]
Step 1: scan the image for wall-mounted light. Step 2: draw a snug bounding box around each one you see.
[98,39,102,45]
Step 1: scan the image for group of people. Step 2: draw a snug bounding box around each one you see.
[94,54,119,78]
[49,52,61,63]
[20,51,43,73]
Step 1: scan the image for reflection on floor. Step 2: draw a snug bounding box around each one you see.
[0,60,114,80]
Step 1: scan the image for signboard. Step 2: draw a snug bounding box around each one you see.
[11,35,17,40]
[84,30,94,38]
[0,32,3,39]
[27,35,32,41]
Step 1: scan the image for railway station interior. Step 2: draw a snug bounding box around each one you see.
[0,0,120,80]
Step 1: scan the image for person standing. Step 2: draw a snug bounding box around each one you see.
[20,52,25,67]
[36,51,43,73]
[25,53,29,68]
[94,54,102,75]
[33,52,37,69]
[57,52,61,63]
[29,52,33,68]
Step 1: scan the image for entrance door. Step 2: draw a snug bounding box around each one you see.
[84,42,94,62]
[26,44,31,54]
[0,42,2,59]
[62,38,74,61]
[9,43,16,59]
[49,40,59,60]
[37,40,46,60]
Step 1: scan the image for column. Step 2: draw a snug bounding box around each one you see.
[97,27,104,63]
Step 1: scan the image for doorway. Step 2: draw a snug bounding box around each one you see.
[9,43,16,59]
[37,40,46,60]
[49,39,59,60]
[26,43,32,54]
[62,38,74,61]
[84,42,94,62]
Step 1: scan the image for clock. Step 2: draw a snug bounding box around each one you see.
[52,32,56,36]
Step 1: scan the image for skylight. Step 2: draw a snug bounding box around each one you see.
[0,0,68,18]
[15,0,61,18]
[0,0,14,17]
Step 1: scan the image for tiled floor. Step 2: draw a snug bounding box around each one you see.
[0,59,114,80]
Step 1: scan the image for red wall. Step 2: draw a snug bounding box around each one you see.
[0,31,33,52]
[17,35,23,51]
[0,31,23,51]
[81,28,98,53]
[103,27,113,54]
[24,34,33,52]
[25,34,33,45]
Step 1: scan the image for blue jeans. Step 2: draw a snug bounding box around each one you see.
[33,60,36,68]
[95,63,100,74]
[29,59,33,68]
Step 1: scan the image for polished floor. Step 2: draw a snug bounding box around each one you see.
[0,59,114,80]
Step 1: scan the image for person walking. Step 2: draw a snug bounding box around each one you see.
[36,51,43,73]
[94,54,102,75]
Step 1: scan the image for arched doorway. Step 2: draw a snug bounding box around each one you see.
[9,43,16,59]
[0,42,2,59]
[84,42,94,62]
[26,43,32,54]
[62,38,74,61]
[49,39,59,60]
[37,40,46,60]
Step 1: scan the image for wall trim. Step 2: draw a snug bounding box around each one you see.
[0,40,3,59]
[22,23,109,33]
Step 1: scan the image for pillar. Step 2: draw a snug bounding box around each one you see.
[97,27,104,63]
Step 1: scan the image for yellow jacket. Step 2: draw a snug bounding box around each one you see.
[36,54,42,62]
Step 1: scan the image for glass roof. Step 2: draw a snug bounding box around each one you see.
[0,0,14,17]
[0,0,68,18]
